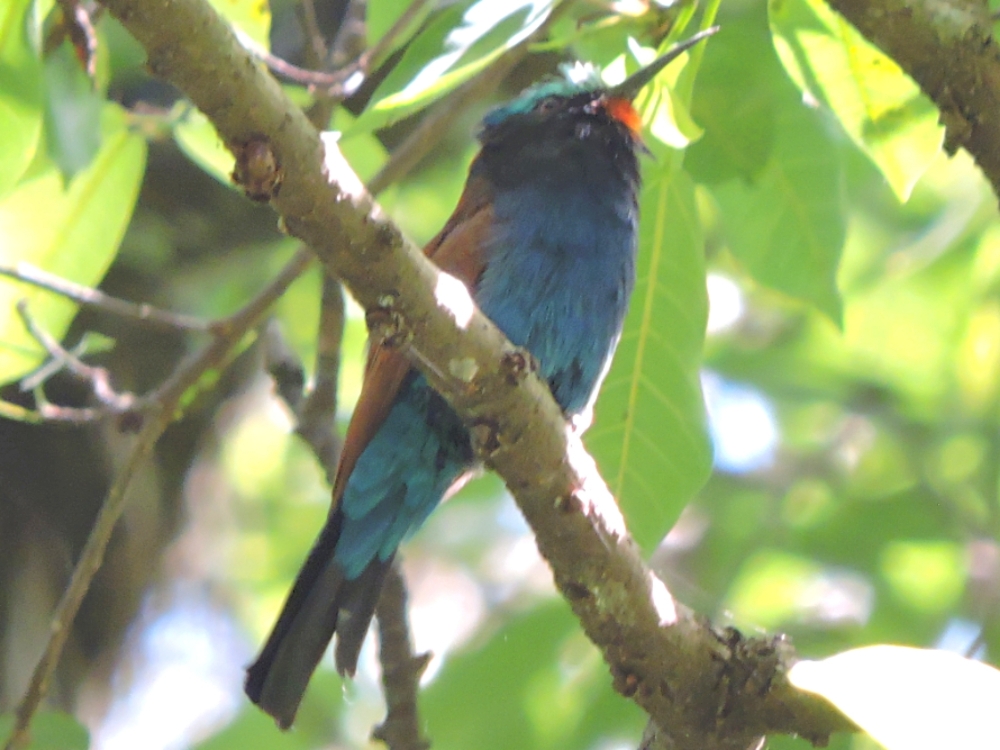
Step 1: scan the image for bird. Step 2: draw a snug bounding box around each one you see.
[245,28,716,729]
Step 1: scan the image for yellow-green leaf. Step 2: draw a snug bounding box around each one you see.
[209,0,270,48]
[769,0,943,201]
[0,103,146,382]
[0,0,45,200]
[588,159,712,552]
[712,101,844,324]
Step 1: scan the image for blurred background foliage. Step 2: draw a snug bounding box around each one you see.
[0,0,997,748]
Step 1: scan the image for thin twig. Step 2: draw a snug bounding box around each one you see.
[0,400,44,424]
[356,0,432,75]
[372,563,431,750]
[15,301,136,411]
[263,321,306,412]
[240,0,431,97]
[297,0,328,68]
[26,397,102,424]
[262,271,343,482]
[327,0,365,68]
[0,263,210,333]
[296,273,344,483]
[2,248,314,750]
[965,628,987,659]
[234,28,353,89]
[19,338,89,392]
[46,0,102,78]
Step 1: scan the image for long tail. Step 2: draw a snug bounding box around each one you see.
[244,513,391,729]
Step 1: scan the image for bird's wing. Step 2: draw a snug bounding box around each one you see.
[330,171,493,504]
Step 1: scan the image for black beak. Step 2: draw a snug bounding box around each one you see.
[607,26,720,101]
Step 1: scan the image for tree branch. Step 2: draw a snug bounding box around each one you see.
[825,0,1000,201]
[99,0,854,746]
[0,262,209,334]
[372,563,431,750]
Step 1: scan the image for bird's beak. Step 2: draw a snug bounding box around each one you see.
[608,26,720,102]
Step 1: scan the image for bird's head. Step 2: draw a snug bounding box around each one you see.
[479,28,717,147]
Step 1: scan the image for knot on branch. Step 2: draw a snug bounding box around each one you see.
[469,417,502,458]
[499,347,538,385]
[366,297,410,348]
[231,134,283,201]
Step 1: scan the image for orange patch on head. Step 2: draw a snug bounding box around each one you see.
[603,96,642,134]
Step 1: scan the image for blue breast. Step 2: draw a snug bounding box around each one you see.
[476,179,637,414]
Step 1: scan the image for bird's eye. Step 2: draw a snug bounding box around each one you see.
[535,97,559,113]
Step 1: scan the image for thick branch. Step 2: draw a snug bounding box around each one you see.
[826,0,1000,201]
[101,0,853,746]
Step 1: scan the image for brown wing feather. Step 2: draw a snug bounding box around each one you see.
[330,170,493,504]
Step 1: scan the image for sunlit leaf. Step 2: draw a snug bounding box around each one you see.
[0,103,146,383]
[712,101,845,323]
[588,159,712,553]
[769,0,943,201]
[209,0,270,48]
[0,0,45,200]
[841,244,973,409]
[348,0,553,135]
[724,549,823,628]
[880,540,964,613]
[790,646,1000,750]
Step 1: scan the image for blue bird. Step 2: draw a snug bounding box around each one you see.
[245,30,715,728]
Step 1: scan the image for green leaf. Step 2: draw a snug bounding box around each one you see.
[174,106,235,185]
[424,604,574,750]
[724,549,824,628]
[880,540,965,613]
[0,0,45,200]
[712,101,845,323]
[25,711,89,750]
[0,102,146,383]
[367,0,434,50]
[769,0,943,201]
[348,0,552,135]
[0,711,89,750]
[42,42,104,179]
[789,646,1000,750]
[208,0,270,48]
[588,160,712,553]
[424,602,642,750]
[686,20,785,184]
